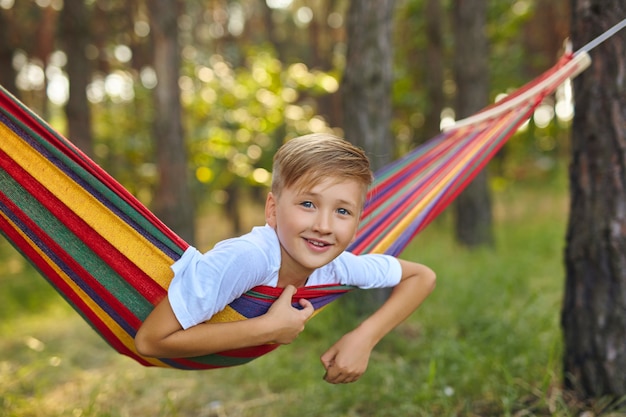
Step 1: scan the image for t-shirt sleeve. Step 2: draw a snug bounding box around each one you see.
[322,252,402,288]
[167,240,274,329]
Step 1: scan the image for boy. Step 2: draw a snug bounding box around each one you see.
[135,133,436,384]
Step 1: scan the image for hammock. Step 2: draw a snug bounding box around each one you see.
[0,50,590,370]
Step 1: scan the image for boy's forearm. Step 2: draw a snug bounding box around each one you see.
[135,286,313,358]
[162,318,276,358]
[354,265,435,347]
[137,315,276,358]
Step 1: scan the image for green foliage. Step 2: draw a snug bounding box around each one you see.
[180,46,342,207]
[89,83,156,202]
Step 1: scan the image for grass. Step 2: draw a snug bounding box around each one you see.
[0,176,597,417]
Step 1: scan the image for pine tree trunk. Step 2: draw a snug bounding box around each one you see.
[422,0,445,143]
[563,0,626,398]
[147,0,195,244]
[0,9,18,97]
[60,0,93,157]
[341,0,395,171]
[452,0,493,247]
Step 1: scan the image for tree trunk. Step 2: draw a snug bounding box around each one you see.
[147,0,195,244]
[563,0,626,398]
[60,0,93,157]
[341,0,395,172]
[341,0,395,313]
[0,9,18,96]
[422,0,445,143]
[452,0,493,247]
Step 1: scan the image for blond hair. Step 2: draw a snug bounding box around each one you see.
[271,133,372,201]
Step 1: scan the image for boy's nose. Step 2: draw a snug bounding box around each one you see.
[313,211,332,234]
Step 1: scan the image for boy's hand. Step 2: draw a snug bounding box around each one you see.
[264,285,314,345]
[320,329,374,384]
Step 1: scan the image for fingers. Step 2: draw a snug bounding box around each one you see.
[320,350,360,384]
[321,346,367,384]
[323,367,361,384]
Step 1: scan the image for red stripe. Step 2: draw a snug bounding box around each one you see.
[217,344,280,358]
[249,284,352,300]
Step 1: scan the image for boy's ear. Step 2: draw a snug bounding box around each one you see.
[265,192,277,227]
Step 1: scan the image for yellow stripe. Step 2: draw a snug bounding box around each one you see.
[207,306,247,323]
[0,122,174,289]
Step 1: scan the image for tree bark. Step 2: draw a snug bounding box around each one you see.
[0,9,18,96]
[60,0,93,157]
[341,0,395,171]
[147,0,195,244]
[452,0,493,247]
[422,0,445,142]
[563,0,626,398]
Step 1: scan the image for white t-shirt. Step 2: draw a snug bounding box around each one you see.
[168,225,402,329]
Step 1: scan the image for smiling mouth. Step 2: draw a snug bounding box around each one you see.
[306,238,330,247]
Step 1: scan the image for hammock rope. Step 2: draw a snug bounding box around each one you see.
[0,49,591,370]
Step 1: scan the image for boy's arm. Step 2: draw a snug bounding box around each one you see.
[320,259,436,384]
[134,285,314,358]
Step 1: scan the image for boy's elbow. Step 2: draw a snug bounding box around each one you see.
[421,265,437,293]
[134,328,159,358]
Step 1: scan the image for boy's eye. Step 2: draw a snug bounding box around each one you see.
[300,201,314,208]
[337,208,351,216]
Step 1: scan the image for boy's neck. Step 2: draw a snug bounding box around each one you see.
[276,269,310,288]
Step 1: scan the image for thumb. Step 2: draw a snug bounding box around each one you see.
[299,298,315,318]
[277,285,297,304]
[320,347,336,370]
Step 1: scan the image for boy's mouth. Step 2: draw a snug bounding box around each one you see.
[306,238,330,247]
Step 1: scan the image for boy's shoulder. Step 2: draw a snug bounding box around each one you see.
[215,224,279,252]
[213,225,281,271]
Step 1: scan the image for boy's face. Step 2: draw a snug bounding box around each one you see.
[265,177,364,283]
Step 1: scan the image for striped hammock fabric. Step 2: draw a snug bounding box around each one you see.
[0,50,590,370]
[351,51,590,256]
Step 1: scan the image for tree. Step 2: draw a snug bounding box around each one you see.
[0,8,18,96]
[452,0,493,247]
[147,0,195,244]
[423,0,445,142]
[341,0,395,172]
[562,1,626,399]
[59,0,93,157]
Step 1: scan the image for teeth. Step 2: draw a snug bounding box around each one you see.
[309,240,325,247]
